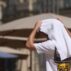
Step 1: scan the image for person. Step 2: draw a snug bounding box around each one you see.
[26,18,71,71]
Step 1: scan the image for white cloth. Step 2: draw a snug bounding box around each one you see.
[34,19,71,71]
[40,18,71,60]
[34,40,57,71]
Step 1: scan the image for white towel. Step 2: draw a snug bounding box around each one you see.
[40,18,71,60]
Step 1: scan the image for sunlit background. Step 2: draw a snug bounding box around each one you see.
[0,0,71,23]
[0,0,71,71]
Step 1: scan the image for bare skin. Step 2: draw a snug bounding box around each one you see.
[26,20,42,50]
[65,27,71,37]
[26,19,71,50]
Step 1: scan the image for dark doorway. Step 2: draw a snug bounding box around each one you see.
[0,58,18,71]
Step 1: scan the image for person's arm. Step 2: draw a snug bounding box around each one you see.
[26,20,41,50]
[65,27,71,37]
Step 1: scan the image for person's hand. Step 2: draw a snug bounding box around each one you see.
[26,20,41,50]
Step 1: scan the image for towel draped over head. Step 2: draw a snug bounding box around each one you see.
[40,19,71,60]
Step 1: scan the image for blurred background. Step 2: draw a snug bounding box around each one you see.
[0,0,71,71]
[0,0,71,23]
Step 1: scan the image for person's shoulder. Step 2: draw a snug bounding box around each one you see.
[41,19,55,25]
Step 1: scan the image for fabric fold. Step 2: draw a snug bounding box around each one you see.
[40,18,71,60]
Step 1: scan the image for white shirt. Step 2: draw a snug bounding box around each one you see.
[33,18,71,71]
[34,40,57,71]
